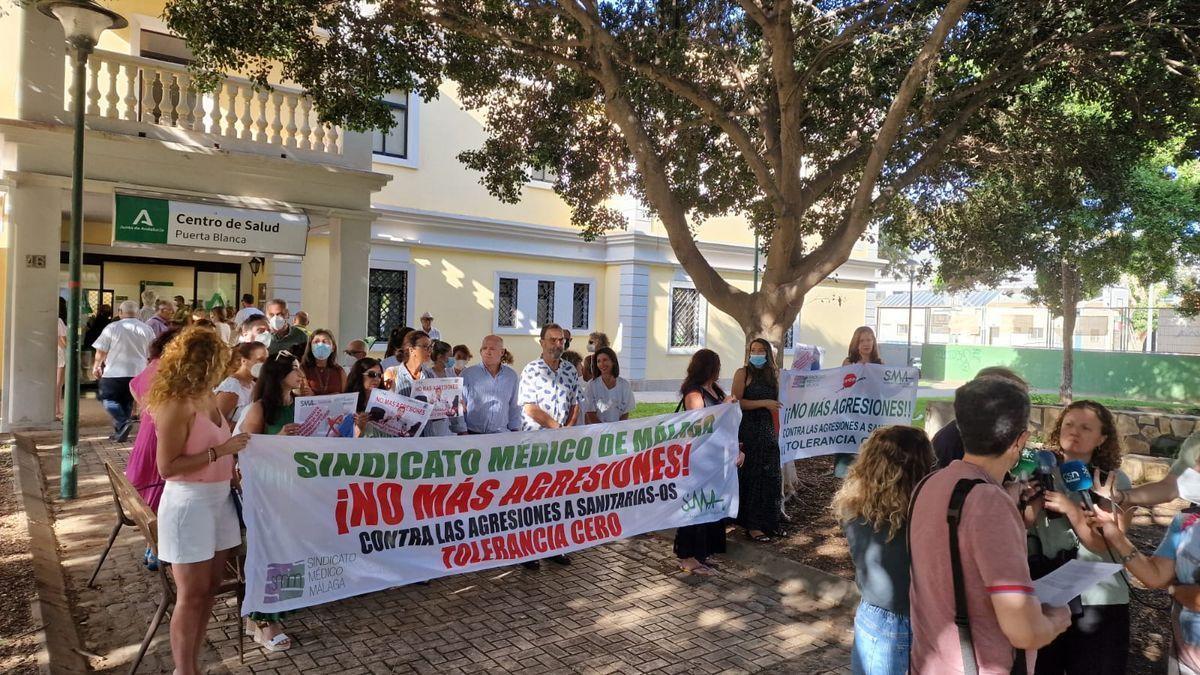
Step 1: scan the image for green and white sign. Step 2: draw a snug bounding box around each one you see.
[114,194,308,256]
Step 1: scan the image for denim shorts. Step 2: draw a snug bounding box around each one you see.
[851,601,912,675]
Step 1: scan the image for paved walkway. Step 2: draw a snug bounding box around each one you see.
[26,427,852,674]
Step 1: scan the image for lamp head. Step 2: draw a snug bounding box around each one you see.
[37,0,127,51]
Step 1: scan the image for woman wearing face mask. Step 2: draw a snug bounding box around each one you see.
[1029,401,1132,675]
[581,332,611,383]
[428,340,456,378]
[237,352,305,651]
[301,329,346,396]
[344,358,386,437]
[731,338,785,542]
[452,344,472,375]
[214,342,267,425]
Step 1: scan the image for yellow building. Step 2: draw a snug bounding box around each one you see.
[0,1,883,429]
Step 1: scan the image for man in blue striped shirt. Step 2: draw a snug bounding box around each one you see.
[460,335,522,434]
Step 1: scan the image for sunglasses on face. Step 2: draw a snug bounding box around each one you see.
[364,370,382,379]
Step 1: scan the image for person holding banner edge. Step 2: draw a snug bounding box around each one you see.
[731,338,784,542]
[674,348,745,576]
[519,323,584,567]
[238,351,307,651]
[837,326,882,478]
[150,327,250,675]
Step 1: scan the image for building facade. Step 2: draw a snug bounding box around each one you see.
[0,2,883,430]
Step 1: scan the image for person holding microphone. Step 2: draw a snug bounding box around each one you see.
[1026,401,1133,674]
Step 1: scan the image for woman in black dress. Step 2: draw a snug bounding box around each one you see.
[674,349,743,575]
[731,338,783,541]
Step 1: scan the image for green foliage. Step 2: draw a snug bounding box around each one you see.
[162,0,1200,334]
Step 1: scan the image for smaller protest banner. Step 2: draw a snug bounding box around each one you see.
[295,393,359,438]
[411,377,465,420]
[778,363,918,463]
[365,389,433,438]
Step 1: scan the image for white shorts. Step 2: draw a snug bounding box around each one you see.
[157,480,241,564]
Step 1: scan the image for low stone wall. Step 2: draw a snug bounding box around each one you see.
[925,401,1200,459]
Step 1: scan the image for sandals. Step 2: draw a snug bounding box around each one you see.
[247,620,292,652]
[746,530,774,543]
[677,558,716,576]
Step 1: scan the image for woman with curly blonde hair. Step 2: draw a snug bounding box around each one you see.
[151,327,249,675]
[1032,400,1132,674]
[832,425,933,674]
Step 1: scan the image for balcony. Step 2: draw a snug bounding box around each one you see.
[67,50,368,169]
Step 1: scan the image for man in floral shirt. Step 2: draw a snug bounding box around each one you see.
[519,323,583,431]
[518,322,583,568]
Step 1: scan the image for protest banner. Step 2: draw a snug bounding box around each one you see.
[778,363,918,463]
[295,393,359,438]
[365,389,433,438]
[411,377,465,420]
[238,403,742,614]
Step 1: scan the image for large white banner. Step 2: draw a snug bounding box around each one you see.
[239,404,743,614]
[778,364,918,463]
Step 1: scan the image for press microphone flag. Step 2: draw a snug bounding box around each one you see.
[1060,459,1095,510]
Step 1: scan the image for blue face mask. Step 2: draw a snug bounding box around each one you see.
[446,357,457,369]
[312,343,333,360]
[749,354,768,368]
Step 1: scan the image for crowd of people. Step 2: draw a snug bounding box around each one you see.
[72,293,1199,674]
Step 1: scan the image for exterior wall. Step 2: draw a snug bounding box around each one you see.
[922,344,1200,402]
[0,12,20,119]
[371,86,575,230]
[301,234,332,329]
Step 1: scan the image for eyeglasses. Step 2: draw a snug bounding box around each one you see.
[347,350,367,357]
[274,350,295,361]
[364,371,382,379]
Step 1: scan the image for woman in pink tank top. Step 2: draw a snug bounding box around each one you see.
[149,327,249,675]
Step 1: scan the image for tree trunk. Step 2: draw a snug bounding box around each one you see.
[1059,263,1078,404]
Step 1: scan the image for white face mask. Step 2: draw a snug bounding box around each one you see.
[241,331,272,348]
[1178,468,1200,505]
[268,315,287,331]
[249,362,263,378]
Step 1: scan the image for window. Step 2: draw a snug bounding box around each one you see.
[497,277,518,328]
[494,273,593,333]
[572,283,590,330]
[897,323,908,337]
[536,280,556,327]
[931,313,950,332]
[670,287,703,349]
[529,165,557,183]
[371,99,409,158]
[366,268,407,339]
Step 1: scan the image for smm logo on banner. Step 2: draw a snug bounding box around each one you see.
[263,560,305,603]
[882,369,917,385]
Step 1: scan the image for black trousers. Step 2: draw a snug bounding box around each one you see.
[1032,603,1130,675]
[673,522,726,561]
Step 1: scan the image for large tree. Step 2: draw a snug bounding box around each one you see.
[164,0,1198,349]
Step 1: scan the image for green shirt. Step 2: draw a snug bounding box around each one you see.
[267,326,309,358]
[1029,468,1132,606]
[1171,433,1200,476]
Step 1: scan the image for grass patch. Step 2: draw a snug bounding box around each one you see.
[631,402,678,419]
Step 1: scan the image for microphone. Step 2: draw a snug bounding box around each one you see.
[1034,451,1064,520]
[1060,459,1095,510]
[1014,449,1038,482]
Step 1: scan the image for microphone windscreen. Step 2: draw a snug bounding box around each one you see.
[1036,450,1059,470]
[1060,460,1093,492]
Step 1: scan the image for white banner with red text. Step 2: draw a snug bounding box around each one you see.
[239,403,742,614]
[778,364,919,463]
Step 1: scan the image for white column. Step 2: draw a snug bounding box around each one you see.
[616,263,650,383]
[327,216,371,345]
[3,185,62,429]
[15,5,68,123]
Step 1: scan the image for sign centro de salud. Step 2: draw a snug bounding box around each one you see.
[114,194,308,256]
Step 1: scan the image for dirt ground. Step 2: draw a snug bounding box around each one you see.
[761,456,1175,675]
[0,444,41,674]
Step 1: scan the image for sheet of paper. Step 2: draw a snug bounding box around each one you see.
[1032,559,1124,607]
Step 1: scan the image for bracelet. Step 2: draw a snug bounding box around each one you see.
[1118,547,1139,565]
[208,447,218,463]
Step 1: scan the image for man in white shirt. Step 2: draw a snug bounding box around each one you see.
[233,293,263,326]
[92,300,154,441]
[517,323,583,568]
[419,312,442,341]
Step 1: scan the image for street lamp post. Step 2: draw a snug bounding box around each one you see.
[905,259,918,368]
[37,0,126,499]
